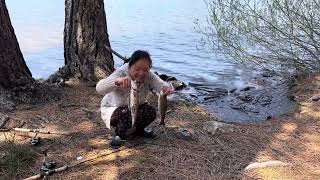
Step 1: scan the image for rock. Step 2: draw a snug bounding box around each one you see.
[169,80,187,91]
[47,66,70,84]
[189,82,202,87]
[256,94,272,106]
[310,95,320,101]
[230,103,243,110]
[0,113,9,128]
[243,105,259,114]
[239,86,254,91]
[58,78,66,87]
[159,74,169,81]
[214,88,228,94]
[204,95,221,101]
[177,128,192,140]
[237,95,253,102]
[231,105,242,110]
[157,73,186,91]
[167,76,177,81]
[262,70,277,77]
[229,88,237,93]
[203,88,228,101]
[203,121,236,135]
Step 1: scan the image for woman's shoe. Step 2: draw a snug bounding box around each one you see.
[110,136,125,148]
[135,127,155,138]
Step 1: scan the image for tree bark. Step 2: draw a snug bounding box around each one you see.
[64,0,114,81]
[0,0,33,88]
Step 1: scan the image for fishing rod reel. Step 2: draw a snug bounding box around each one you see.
[30,133,41,146]
[40,150,56,174]
[40,161,57,173]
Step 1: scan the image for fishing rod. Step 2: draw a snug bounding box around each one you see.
[23,131,184,180]
[0,127,69,145]
[105,45,129,63]
[0,128,69,135]
[23,142,140,180]
[23,140,182,180]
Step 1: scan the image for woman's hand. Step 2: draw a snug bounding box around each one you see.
[115,77,131,88]
[161,86,174,96]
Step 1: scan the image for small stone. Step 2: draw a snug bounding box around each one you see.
[310,95,320,101]
[203,124,217,135]
[203,121,236,135]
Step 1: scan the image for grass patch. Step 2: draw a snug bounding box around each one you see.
[134,155,147,164]
[0,134,37,179]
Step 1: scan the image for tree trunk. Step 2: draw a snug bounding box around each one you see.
[0,0,33,88]
[64,0,114,81]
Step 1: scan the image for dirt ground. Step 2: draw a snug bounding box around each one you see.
[1,74,320,180]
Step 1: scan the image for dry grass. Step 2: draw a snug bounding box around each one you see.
[1,75,319,179]
[0,134,37,179]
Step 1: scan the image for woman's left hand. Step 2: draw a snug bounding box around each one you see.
[161,86,174,96]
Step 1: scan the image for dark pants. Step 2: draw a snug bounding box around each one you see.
[110,103,156,139]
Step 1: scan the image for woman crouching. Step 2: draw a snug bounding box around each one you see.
[96,50,174,146]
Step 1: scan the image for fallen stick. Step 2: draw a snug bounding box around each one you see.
[245,160,291,171]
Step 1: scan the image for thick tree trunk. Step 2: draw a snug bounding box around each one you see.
[64,0,114,81]
[0,0,33,88]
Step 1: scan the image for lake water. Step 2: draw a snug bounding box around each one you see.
[6,0,293,122]
[6,0,253,87]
